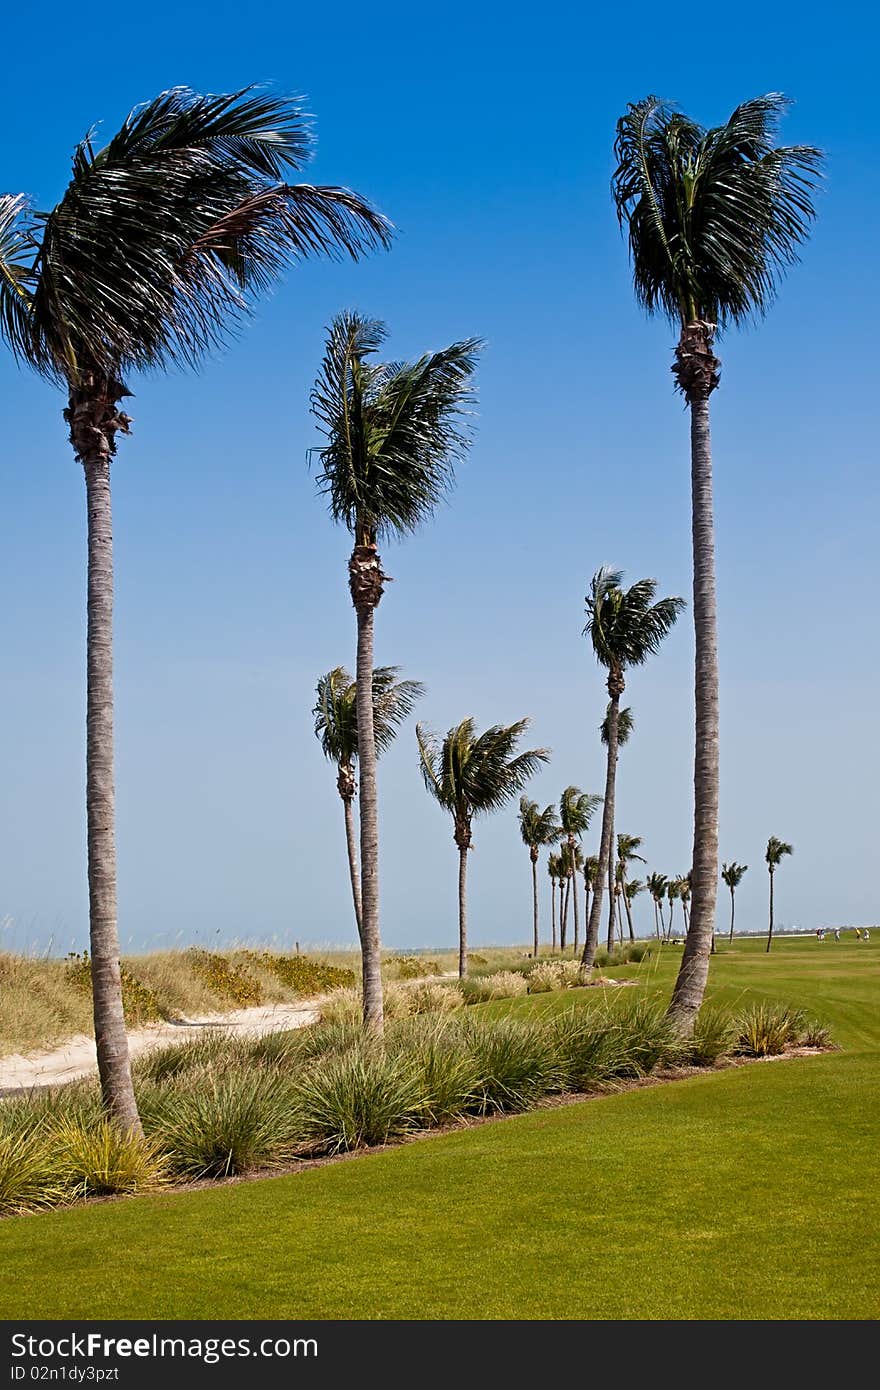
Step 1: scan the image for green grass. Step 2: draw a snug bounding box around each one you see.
[1,937,877,1320]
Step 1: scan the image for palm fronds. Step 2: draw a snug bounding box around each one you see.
[559,787,603,840]
[766,838,794,870]
[601,703,634,747]
[721,861,749,890]
[417,718,549,823]
[518,797,562,852]
[585,567,684,674]
[314,665,424,767]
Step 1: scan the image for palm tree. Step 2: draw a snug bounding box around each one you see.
[765,838,793,953]
[625,880,645,938]
[559,788,602,954]
[548,852,562,952]
[417,718,548,977]
[583,855,601,941]
[581,570,684,972]
[312,317,481,1031]
[313,666,424,940]
[599,705,634,952]
[646,872,668,940]
[666,877,681,941]
[0,89,389,1130]
[518,797,561,958]
[678,874,692,933]
[722,861,749,942]
[559,841,585,952]
[616,833,646,942]
[612,94,822,1029]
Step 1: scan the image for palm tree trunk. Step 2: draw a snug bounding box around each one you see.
[652,898,660,940]
[350,543,385,1033]
[570,838,580,953]
[623,888,635,942]
[766,870,775,953]
[560,876,569,952]
[607,856,616,952]
[584,880,590,938]
[669,340,721,1032]
[531,856,539,959]
[458,843,469,978]
[66,380,142,1137]
[551,881,557,952]
[342,794,363,942]
[729,887,736,942]
[582,685,620,970]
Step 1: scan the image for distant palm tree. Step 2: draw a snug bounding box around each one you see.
[625,879,645,938]
[313,666,424,940]
[583,855,601,941]
[559,788,602,954]
[0,89,390,1132]
[559,841,585,952]
[548,852,562,952]
[666,878,681,941]
[599,706,634,952]
[678,873,692,933]
[612,94,822,1029]
[581,570,684,972]
[765,838,793,953]
[312,315,481,1031]
[721,862,749,942]
[519,797,561,958]
[646,872,668,940]
[417,719,548,977]
[616,833,646,942]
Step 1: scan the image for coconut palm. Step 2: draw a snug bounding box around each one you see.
[312,316,481,1030]
[765,839,793,953]
[313,666,424,940]
[0,89,390,1130]
[625,879,645,937]
[616,834,646,941]
[678,873,692,932]
[612,94,822,1028]
[417,718,548,977]
[548,852,563,952]
[559,841,585,952]
[599,705,635,951]
[518,797,562,958]
[721,861,749,942]
[666,877,681,941]
[559,788,602,955]
[646,872,668,940]
[581,570,684,971]
[583,855,601,941]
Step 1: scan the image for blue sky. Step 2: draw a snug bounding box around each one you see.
[1,2,878,954]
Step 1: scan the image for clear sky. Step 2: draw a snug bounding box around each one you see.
[1,2,878,955]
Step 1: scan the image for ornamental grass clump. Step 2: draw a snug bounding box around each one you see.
[143,1072,303,1178]
[52,1118,168,1197]
[461,971,529,1005]
[466,1018,565,1113]
[0,1129,67,1215]
[735,1002,808,1057]
[295,1047,424,1153]
[689,1007,738,1066]
[391,1020,482,1125]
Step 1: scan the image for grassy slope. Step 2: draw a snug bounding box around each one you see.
[1,938,877,1320]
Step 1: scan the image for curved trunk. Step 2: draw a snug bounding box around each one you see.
[582,686,620,970]
[350,544,385,1034]
[569,837,580,953]
[458,842,469,978]
[68,383,141,1136]
[341,792,363,942]
[531,855,539,959]
[728,886,736,942]
[766,870,775,953]
[669,342,721,1032]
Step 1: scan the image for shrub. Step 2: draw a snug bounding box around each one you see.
[736,1002,804,1057]
[527,960,585,993]
[407,980,464,1015]
[801,1018,833,1049]
[689,1008,738,1066]
[387,955,442,981]
[614,998,686,1074]
[52,1118,168,1198]
[66,951,166,1026]
[0,1128,67,1215]
[393,1021,481,1125]
[144,1072,302,1178]
[295,1048,423,1153]
[133,1031,247,1084]
[240,951,355,995]
[461,971,529,1005]
[552,1009,639,1091]
[466,1019,564,1113]
[186,950,263,1007]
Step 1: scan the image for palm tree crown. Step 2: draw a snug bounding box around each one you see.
[601,704,634,747]
[722,861,749,891]
[417,718,549,846]
[2,88,391,384]
[310,311,482,548]
[518,798,561,861]
[586,568,685,683]
[313,666,424,771]
[766,838,793,872]
[611,93,823,334]
[560,787,603,841]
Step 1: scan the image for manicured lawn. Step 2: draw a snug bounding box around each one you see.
[1,938,877,1320]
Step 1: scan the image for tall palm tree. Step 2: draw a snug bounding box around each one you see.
[548,851,562,952]
[417,718,548,977]
[583,855,601,941]
[616,833,646,942]
[0,89,389,1130]
[666,877,681,941]
[600,704,634,949]
[518,797,561,958]
[312,316,481,1031]
[678,873,692,933]
[559,788,602,954]
[612,94,822,1029]
[581,570,684,971]
[646,872,668,940]
[722,861,749,942]
[625,879,645,938]
[765,838,793,953]
[313,666,424,940]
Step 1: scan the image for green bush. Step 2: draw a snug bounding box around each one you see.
[461,971,529,1005]
[52,1118,168,1198]
[391,1020,482,1124]
[552,1010,639,1091]
[0,1128,67,1215]
[735,1003,804,1057]
[689,1008,738,1066]
[241,951,355,995]
[144,1073,302,1178]
[295,1048,423,1153]
[187,950,263,1007]
[66,952,166,1026]
[387,955,442,981]
[466,1019,565,1113]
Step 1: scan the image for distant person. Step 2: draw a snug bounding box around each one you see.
[834,928,841,941]
[855,928,862,941]
[864,928,871,943]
